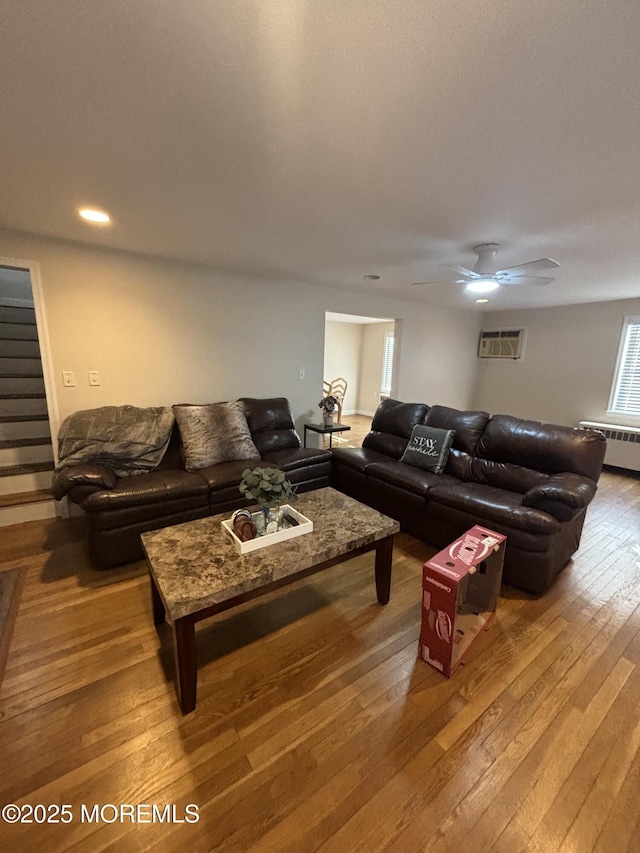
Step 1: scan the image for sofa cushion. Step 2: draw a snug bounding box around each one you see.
[427,482,561,535]
[278,465,332,488]
[261,447,332,472]
[332,446,393,475]
[368,460,461,497]
[400,425,455,474]
[363,399,430,459]
[240,397,301,455]
[443,448,473,481]
[81,469,209,511]
[425,501,555,554]
[84,494,210,531]
[469,457,549,494]
[173,401,260,471]
[363,477,429,512]
[477,414,607,481]
[196,459,276,491]
[424,405,490,454]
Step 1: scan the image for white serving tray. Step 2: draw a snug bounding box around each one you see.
[221,504,313,554]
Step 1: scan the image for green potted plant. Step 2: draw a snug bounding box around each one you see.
[239,466,297,532]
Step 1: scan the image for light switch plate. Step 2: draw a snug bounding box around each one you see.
[62,371,75,387]
[88,370,101,386]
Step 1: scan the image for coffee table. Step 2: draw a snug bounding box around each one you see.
[141,487,400,713]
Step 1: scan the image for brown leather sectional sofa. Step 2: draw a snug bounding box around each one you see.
[53,398,332,569]
[54,394,607,595]
[331,399,607,594]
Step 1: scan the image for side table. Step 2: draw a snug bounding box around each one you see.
[304,423,351,449]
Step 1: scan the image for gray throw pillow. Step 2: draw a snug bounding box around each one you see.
[173,401,260,471]
[400,425,456,474]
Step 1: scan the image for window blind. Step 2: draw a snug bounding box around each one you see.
[381,333,395,396]
[610,317,640,417]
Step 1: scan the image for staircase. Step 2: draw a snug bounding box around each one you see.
[0,304,57,526]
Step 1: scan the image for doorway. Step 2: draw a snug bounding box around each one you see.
[0,263,57,524]
[323,312,399,447]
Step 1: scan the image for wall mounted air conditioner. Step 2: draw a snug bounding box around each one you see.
[478,328,526,359]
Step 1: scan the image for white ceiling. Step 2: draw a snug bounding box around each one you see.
[2,1,640,312]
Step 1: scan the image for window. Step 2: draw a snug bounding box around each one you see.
[609,316,640,417]
[381,332,395,396]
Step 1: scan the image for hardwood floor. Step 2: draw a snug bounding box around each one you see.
[324,413,372,449]
[0,468,639,851]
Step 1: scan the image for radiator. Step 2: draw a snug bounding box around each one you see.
[579,421,640,472]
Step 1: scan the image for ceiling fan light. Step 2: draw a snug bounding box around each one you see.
[466,278,499,294]
[78,207,111,224]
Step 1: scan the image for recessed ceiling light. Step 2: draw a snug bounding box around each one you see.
[466,278,499,294]
[475,298,489,304]
[78,207,111,224]
[364,274,380,280]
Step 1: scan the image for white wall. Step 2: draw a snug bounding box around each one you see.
[472,297,640,427]
[0,228,482,443]
[323,321,361,414]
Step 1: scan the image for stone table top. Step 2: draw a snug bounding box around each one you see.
[141,487,399,621]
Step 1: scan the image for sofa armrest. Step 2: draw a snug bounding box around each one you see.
[522,473,597,522]
[52,464,118,501]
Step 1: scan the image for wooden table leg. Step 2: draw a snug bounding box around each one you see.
[150,573,165,626]
[374,535,394,605]
[172,617,197,714]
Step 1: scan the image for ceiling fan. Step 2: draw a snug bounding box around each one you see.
[411,243,560,293]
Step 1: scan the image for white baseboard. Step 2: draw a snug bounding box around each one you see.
[340,409,375,418]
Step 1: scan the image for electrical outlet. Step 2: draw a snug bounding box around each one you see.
[297,368,305,380]
[62,371,75,387]
[88,370,101,386]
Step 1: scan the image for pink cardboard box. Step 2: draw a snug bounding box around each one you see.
[418,525,506,677]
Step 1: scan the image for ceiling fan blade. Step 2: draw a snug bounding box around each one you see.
[441,264,482,279]
[410,277,472,287]
[496,258,560,276]
[502,276,555,286]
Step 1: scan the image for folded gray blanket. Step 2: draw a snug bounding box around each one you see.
[56,405,175,477]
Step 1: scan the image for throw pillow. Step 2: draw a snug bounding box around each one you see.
[173,401,260,471]
[400,425,456,474]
